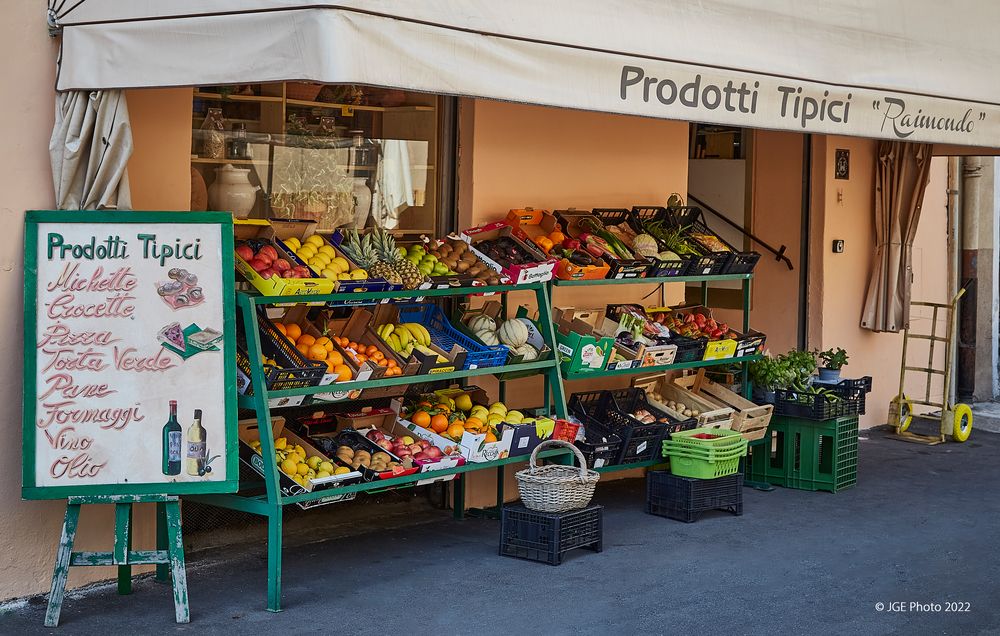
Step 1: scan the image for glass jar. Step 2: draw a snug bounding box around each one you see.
[200,108,227,159]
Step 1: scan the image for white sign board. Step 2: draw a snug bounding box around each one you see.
[23,211,238,499]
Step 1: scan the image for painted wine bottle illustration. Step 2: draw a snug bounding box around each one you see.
[186,409,207,476]
[162,400,182,476]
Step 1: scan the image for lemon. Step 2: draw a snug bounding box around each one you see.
[294,444,305,455]
[295,463,309,476]
[351,269,368,280]
[454,393,473,412]
[306,456,322,470]
[506,410,524,424]
[315,470,331,479]
[274,437,287,450]
[280,458,298,475]
[327,260,343,274]
[314,252,332,264]
[318,245,336,257]
[297,247,316,259]
[338,272,352,280]
[487,413,504,426]
[332,256,350,271]
[305,234,325,247]
[334,466,351,475]
[321,268,338,280]
[295,475,308,487]
[283,237,301,251]
[489,402,507,414]
[319,461,334,473]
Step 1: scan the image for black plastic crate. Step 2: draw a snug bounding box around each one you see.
[734,329,767,358]
[500,504,602,565]
[671,334,708,363]
[646,471,743,523]
[662,206,759,275]
[236,312,326,394]
[574,422,623,470]
[608,388,697,436]
[774,383,865,420]
[812,376,873,415]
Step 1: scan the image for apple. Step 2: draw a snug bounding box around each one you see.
[293,266,311,278]
[273,258,291,272]
[235,244,255,261]
[409,443,423,454]
[260,268,278,279]
[400,436,415,445]
[395,447,411,457]
[249,257,270,272]
[259,245,279,263]
[377,440,392,451]
[417,439,431,450]
[412,451,429,461]
[367,430,385,442]
[424,446,443,459]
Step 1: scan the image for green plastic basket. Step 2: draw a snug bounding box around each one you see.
[669,427,746,448]
[663,442,746,479]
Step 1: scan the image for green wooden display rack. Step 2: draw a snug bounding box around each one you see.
[191,273,758,611]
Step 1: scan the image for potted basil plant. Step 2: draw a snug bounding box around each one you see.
[817,347,849,382]
[749,356,794,404]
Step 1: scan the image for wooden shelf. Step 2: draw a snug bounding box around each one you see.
[191,157,270,166]
[194,91,283,104]
[286,98,435,113]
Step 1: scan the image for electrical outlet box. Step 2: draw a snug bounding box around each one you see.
[832,240,845,254]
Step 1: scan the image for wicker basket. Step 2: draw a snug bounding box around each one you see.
[515,440,600,513]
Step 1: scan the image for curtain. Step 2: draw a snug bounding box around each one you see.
[50,90,133,210]
[860,141,933,333]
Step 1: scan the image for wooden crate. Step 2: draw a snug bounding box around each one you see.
[632,372,735,430]
[673,370,773,441]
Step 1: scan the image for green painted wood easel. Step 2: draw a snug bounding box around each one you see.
[44,494,189,627]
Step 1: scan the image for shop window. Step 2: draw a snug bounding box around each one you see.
[690,123,746,159]
[191,83,441,234]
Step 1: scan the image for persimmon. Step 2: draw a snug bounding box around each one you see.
[333,364,352,382]
[284,323,302,341]
[412,411,431,428]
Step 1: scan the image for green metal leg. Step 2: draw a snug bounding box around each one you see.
[163,500,190,623]
[155,501,169,582]
[44,502,81,628]
[453,474,466,520]
[701,281,709,307]
[496,465,505,509]
[536,284,567,419]
[115,503,132,595]
[266,507,283,612]
[742,278,752,399]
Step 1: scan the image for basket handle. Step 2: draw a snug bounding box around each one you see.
[528,439,589,478]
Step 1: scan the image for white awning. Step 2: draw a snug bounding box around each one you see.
[54,1,1000,145]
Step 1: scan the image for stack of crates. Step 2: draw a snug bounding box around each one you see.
[746,414,859,492]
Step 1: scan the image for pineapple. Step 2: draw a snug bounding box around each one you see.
[339,229,402,285]
[371,227,425,290]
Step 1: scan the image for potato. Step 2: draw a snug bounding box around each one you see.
[372,451,391,463]
[337,446,355,458]
[683,409,693,417]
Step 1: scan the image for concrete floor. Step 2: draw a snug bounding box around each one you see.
[5,427,999,636]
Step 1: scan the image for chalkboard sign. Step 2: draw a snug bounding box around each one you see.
[22,211,238,499]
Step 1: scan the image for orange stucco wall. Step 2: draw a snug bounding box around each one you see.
[811,136,950,427]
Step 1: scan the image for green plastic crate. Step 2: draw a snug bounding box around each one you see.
[663,442,746,479]
[746,414,858,492]
[666,428,746,452]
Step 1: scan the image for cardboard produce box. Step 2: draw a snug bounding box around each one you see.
[593,313,678,368]
[506,208,611,280]
[345,408,465,482]
[555,209,651,279]
[233,219,336,296]
[461,221,557,284]
[238,417,362,509]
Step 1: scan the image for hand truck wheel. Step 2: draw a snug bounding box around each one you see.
[952,403,973,442]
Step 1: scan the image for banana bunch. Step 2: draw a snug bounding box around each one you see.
[376,322,447,362]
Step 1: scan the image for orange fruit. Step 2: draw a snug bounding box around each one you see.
[327,351,344,366]
[297,333,316,348]
[431,414,450,433]
[284,323,302,341]
[485,431,498,443]
[315,336,334,352]
[325,359,337,373]
[434,403,451,413]
[412,411,431,428]
[464,416,483,431]
[535,236,554,253]
[548,231,566,245]
[386,359,398,368]
[308,344,328,361]
[348,341,360,352]
[446,422,466,439]
[274,323,287,336]
[295,342,311,356]
[333,364,352,382]
[366,345,379,356]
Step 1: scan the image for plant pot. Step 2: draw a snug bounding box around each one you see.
[818,367,841,382]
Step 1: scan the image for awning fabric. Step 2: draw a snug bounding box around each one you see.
[54,1,1000,145]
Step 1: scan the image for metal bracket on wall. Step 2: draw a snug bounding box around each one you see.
[687,194,794,270]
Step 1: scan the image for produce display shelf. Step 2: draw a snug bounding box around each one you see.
[242,282,540,305]
[551,273,752,286]
[594,458,668,473]
[563,354,762,380]
[241,359,559,405]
